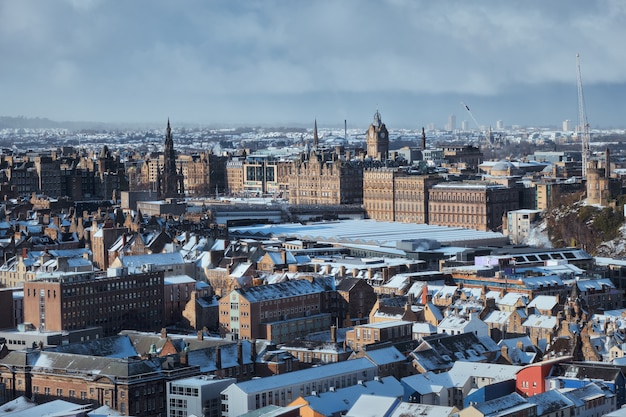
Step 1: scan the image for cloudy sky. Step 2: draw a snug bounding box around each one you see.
[1,0,625,129]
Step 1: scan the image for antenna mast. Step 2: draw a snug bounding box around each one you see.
[577,53,590,179]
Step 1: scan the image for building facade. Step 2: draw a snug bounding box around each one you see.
[218,277,339,342]
[23,269,164,336]
[363,168,442,223]
[288,151,363,206]
[428,182,520,231]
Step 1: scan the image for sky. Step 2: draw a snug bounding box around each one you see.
[1,0,626,129]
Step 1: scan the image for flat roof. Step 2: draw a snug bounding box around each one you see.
[230,219,507,248]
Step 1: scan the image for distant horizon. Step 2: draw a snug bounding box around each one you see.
[0,111,624,132]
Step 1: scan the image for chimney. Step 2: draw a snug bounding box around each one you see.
[21,247,27,260]
[180,348,188,365]
[606,148,611,178]
[160,328,167,339]
[281,250,287,265]
[331,325,337,343]
[251,339,258,362]
[215,345,222,370]
[422,285,428,304]
[237,340,243,365]
[197,330,204,341]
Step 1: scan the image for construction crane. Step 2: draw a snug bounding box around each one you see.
[577,53,591,179]
[461,101,482,131]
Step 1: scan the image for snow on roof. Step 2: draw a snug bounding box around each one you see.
[522,275,563,288]
[231,357,376,394]
[389,402,456,417]
[438,315,473,330]
[523,314,558,329]
[412,322,437,335]
[230,219,506,248]
[483,310,512,325]
[472,392,534,417]
[452,361,522,385]
[118,252,185,268]
[235,277,333,303]
[164,275,196,285]
[576,278,615,292]
[364,346,405,366]
[229,262,253,278]
[0,397,93,417]
[302,376,403,417]
[527,295,558,311]
[345,394,399,417]
[485,290,503,302]
[401,371,453,395]
[498,292,528,306]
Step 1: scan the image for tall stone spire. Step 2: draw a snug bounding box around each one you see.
[161,119,183,199]
[313,119,319,149]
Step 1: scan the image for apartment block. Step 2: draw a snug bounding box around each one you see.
[218,277,339,342]
[23,269,164,336]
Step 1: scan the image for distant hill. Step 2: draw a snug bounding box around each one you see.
[0,116,63,129]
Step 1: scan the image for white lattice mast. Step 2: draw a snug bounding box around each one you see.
[577,53,590,179]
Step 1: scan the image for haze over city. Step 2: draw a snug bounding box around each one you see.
[1,0,626,128]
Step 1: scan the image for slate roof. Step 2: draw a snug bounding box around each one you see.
[411,333,499,372]
[235,276,334,302]
[301,376,403,417]
[32,351,162,381]
[471,392,535,417]
[526,389,574,415]
[389,403,456,417]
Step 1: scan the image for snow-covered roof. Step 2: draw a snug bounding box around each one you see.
[345,394,400,417]
[523,314,558,329]
[302,376,403,417]
[389,402,456,417]
[471,392,535,417]
[117,252,185,269]
[231,357,376,394]
[483,310,512,325]
[498,292,528,307]
[234,277,334,302]
[363,346,405,366]
[527,295,558,311]
[230,219,507,248]
[164,275,196,285]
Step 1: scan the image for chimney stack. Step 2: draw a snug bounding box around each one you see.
[197,330,204,341]
[237,340,243,365]
[331,325,337,344]
[160,328,167,339]
[251,339,258,362]
[216,345,222,370]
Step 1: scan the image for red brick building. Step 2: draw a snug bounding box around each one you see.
[23,269,164,336]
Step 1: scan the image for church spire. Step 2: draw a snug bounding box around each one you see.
[313,119,319,149]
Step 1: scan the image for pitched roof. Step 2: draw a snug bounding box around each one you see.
[235,276,334,302]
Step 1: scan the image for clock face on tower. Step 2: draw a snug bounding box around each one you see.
[379,132,386,139]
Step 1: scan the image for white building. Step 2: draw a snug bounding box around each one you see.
[167,375,235,417]
[505,209,541,245]
[220,357,377,417]
[437,314,488,338]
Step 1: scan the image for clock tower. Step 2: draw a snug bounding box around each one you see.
[366,110,389,161]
